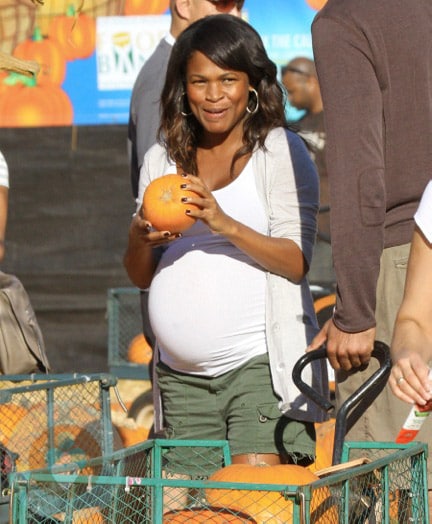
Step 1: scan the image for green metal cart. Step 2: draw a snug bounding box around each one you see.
[0,373,119,522]
[8,438,428,523]
[8,344,430,523]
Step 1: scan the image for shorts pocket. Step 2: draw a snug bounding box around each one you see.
[256,403,281,424]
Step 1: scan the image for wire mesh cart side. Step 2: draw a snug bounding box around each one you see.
[107,287,151,380]
[0,373,118,477]
[9,439,232,523]
[9,438,429,523]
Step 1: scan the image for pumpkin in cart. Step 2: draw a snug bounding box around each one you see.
[27,423,100,472]
[114,420,150,448]
[53,506,105,522]
[163,507,257,523]
[142,174,200,233]
[307,419,335,473]
[0,403,28,445]
[205,464,338,523]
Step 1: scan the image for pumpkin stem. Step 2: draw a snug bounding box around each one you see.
[4,72,37,88]
[32,26,43,42]
[66,4,76,16]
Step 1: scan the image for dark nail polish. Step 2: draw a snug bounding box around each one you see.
[185,210,191,215]
[180,184,187,189]
[181,173,187,177]
[163,232,171,237]
[181,197,188,202]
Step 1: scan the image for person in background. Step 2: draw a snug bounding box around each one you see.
[0,151,9,262]
[309,0,432,505]
[128,0,245,200]
[390,180,432,408]
[281,56,333,288]
[124,14,328,469]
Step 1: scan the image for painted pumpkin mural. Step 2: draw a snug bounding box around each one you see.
[0,73,73,127]
[13,26,66,85]
[48,5,96,61]
[0,0,318,126]
[124,0,169,16]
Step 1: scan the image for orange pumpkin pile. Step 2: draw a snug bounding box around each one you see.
[143,174,200,233]
[206,463,338,523]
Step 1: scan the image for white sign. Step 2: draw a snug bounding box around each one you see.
[96,15,170,91]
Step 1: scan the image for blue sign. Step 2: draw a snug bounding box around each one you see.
[0,0,321,127]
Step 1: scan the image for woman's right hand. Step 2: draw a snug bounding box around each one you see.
[124,210,180,289]
[131,208,181,247]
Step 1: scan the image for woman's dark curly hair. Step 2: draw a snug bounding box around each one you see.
[158,14,288,177]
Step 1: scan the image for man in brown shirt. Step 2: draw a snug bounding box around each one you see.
[310,0,432,496]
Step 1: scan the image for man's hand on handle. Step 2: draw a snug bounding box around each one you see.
[308,318,376,371]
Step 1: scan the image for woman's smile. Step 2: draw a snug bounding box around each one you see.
[202,106,229,120]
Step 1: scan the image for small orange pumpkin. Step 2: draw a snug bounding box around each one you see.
[164,507,256,523]
[143,174,200,233]
[127,333,153,365]
[206,464,337,523]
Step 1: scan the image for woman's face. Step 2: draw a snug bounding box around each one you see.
[185,51,251,140]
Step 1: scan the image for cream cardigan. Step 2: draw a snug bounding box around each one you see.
[138,127,329,429]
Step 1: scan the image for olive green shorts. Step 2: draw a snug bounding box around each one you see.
[156,353,315,475]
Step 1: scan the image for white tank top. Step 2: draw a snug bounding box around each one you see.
[148,160,268,376]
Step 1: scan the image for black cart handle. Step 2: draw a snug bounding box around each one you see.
[292,340,392,464]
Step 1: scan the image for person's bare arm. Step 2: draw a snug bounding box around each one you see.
[389,227,432,406]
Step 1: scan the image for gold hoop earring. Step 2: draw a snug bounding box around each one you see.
[246,88,259,115]
[180,92,192,117]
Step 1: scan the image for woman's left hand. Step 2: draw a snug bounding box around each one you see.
[180,174,235,235]
[179,175,306,282]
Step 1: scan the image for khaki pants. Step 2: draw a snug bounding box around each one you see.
[336,244,432,488]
